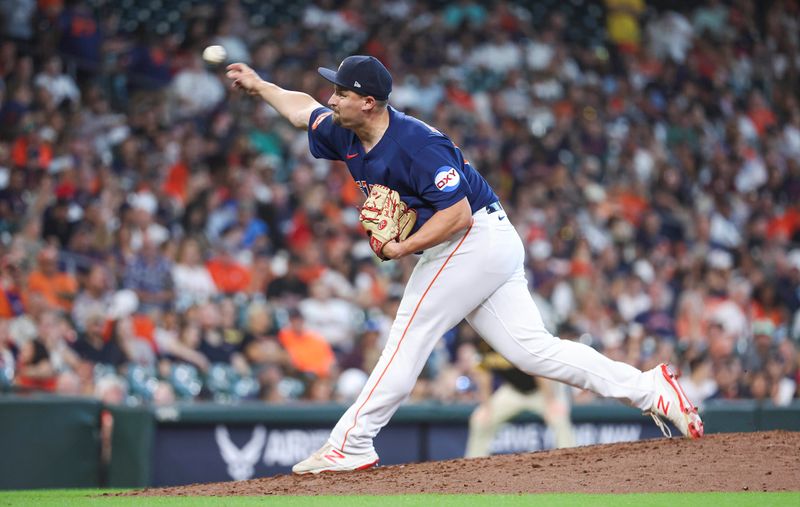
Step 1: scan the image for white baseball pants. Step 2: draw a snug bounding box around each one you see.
[329,207,657,455]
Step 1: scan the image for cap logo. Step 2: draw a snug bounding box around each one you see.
[354,81,361,88]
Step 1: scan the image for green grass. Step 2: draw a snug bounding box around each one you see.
[0,491,798,507]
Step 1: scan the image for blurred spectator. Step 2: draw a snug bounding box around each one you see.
[0,254,27,319]
[123,237,173,314]
[679,352,717,408]
[241,299,286,372]
[11,121,53,172]
[95,374,127,405]
[0,170,28,228]
[0,320,15,388]
[235,201,269,251]
[0,0,36,45]
[298,280,359,354]
[33,55,80,108]
[69,310,131,369]
[196,301,249,376]
[127,191,169,252]
[172,236,218,310]
[605,0,645,54]
[72,264,112,332]
[126,31,173,92]
[433,341,482,403]
[647,10,694,63]
[768,354,797,406]
[743,320,778,373]
[710,357,743,400]
[206,240,251,295]
[219,296,244,348]
[37,309,81,381]
[167,317,211,373]
[0,87,32,139]
[443,0,488,29]
[340,320,382,374]
[692,0,728,39]
[26,245,79,313]
[266,254,309,305]
[169,54,225,119]
[210,15,250,65]
[306,375,334,402]
[15,338,56,391]
[335,367,368,402]
[57,0,104,80]
[277,308,335,379]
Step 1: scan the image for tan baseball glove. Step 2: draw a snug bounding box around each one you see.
[359,184,417,259]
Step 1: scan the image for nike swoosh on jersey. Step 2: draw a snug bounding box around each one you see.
[346,153,359,159]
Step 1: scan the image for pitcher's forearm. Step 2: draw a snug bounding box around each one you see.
[255,81,321,129]
[395,198,472,256]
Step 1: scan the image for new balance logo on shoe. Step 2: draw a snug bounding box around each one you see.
[657,395,670,415]
[292,442,380,474]
[323,448,346,463]
[648,363,704,439]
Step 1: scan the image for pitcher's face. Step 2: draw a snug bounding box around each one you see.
[328,86,367,128]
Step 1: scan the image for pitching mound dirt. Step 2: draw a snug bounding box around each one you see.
[124,431,799,496]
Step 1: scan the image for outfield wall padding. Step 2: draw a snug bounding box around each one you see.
[0,397,102,489]
[1,396,798,489]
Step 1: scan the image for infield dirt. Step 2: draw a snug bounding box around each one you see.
[125,430,799,496]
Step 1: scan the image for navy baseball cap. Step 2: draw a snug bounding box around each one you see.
[318,55,392,101]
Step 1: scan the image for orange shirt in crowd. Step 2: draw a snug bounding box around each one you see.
[278,326,334,378]
[296,264,325,285]
[162,160,189,204]
[206,258,251,294]
[15,373,57,391]
[11,136,53,170]
[614,191,648,227]
[766,208,800,241]
[748,108,777,137]
[750,304,784,327]
[26,270,78,312]
[132,314,157,352]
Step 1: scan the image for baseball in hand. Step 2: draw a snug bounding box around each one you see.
[202,45,227,64]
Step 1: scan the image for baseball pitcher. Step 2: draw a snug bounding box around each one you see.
[226,55,703,474]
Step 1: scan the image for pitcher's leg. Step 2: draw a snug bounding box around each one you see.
[328,302,444,454]
[467,275,656,411]
[329,222,503,454]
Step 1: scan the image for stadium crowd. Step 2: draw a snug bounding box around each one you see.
[0,0,798,409]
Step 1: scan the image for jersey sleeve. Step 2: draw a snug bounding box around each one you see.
[410,142,472,210]
[307,107,346,161]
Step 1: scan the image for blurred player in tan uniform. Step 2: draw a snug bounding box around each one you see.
[466,342,574,457]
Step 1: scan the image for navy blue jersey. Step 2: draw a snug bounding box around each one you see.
[307,106,498,232]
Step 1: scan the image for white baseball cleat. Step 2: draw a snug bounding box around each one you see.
[647,363,704,439]
[292,442,379,475]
